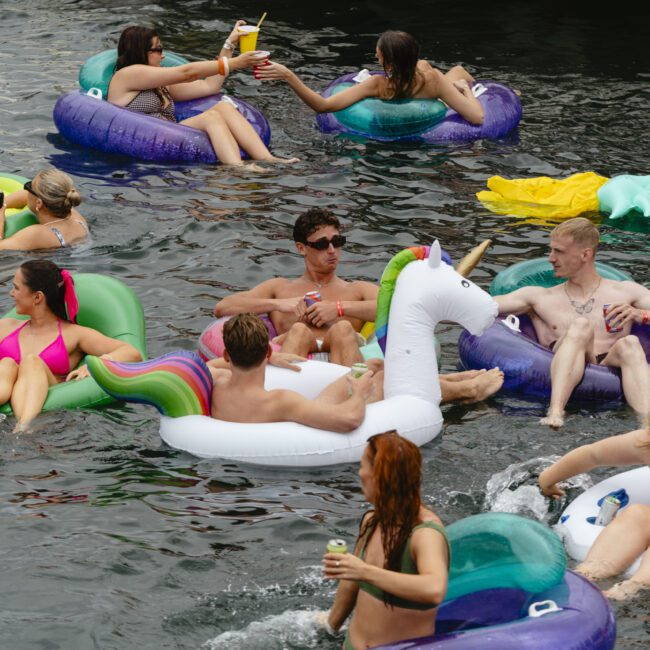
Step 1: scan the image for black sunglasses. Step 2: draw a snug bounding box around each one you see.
[148,46,164,53]
[304,235,346,250]
[24,180,41,199]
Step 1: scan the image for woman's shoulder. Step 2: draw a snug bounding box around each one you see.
[0,317,23,338]
[417,508,444,529]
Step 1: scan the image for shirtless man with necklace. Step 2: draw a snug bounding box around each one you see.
[495,217,650,427]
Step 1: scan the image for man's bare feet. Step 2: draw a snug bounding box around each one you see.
[460,367,504,404]
[604,579,648,600]
[444,369,486,382]
[540,410,565,429]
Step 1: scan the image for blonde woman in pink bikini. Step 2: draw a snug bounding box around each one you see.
[0,260,141,431]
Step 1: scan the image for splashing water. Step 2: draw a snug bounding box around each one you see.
[484,457,593,522]
[203,609,333,650]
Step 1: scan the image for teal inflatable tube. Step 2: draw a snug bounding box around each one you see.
[445,512,566,601]
[490,257,631,296]
[0,173,38,238]
[330,82,447,138]
[79,49,189,98]
[0,274,147,415]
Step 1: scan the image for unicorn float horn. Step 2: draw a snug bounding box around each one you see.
[456,239,492,278]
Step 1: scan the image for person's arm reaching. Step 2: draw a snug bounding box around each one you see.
[275,372,375,432]
[539,429,650,498]
[256,63,382,113]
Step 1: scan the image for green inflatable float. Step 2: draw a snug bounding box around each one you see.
[0,273,147,415]
[0,173,38,238]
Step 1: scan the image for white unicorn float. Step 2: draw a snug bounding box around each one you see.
[88,242,497,467]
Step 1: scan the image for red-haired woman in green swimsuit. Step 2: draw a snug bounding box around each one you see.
[318,431,450,650]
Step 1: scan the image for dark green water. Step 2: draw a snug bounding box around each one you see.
[0,1,648,647]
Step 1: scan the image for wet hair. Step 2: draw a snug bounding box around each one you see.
[360,431,423,605]
[222,313,269,368]
[33,168,81,219]
[292,208,341,243]
[551,217,599,253]
[20,260,69,321]
[115,26,160,70]
[377,31,421,100]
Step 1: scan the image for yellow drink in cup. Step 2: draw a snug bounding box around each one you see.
[238,25,260,52]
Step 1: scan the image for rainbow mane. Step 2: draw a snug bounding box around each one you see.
[375,246,431,355]
[87,350,212,417]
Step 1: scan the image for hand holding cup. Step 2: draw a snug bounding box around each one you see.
[254,60,292,81]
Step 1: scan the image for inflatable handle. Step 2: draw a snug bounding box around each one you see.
[472,83,488,98]
[353,69,371,83]
[528,600,561,618]
[86,87,103,100]
[503,314,521,332]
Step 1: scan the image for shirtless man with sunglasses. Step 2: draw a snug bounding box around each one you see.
[215,208,375,366]
[214,208,504,404]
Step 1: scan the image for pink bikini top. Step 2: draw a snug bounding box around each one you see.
[0,320,70,376]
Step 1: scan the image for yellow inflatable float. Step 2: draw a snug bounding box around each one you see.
[477,172,650,221]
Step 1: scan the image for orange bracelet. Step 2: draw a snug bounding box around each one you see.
[217,57,226,76]
[643,311,649,325]
[336,300,344,317]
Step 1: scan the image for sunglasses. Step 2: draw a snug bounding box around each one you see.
[148,46,164,53]
[24,180,41,199]
[304,235,346,250]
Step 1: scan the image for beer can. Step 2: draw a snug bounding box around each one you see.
[603,304,623,333]
[351,363,369,379]
[304,290,322,307]
[595,495,621,526]
[327,538,348,554]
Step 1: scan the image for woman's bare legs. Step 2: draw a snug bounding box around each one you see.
[11,354,59,431]
[0,357,19,405]
[444,65,475,84]
[181,102,298,165]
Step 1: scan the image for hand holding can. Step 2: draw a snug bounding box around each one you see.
[327,538,348,554]
[304,290,321,307]
[603,304,623,333]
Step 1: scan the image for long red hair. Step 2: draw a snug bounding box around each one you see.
[360,431,423,602]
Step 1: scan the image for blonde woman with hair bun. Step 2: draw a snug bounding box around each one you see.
[0,167,89,250]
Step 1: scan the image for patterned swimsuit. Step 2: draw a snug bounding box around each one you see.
[125,87,176,122]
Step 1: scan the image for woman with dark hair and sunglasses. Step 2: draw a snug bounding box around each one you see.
[0,260,141,431]
[318,431,449,649]
[0,168,89,250]
[108,22,298,168]
[256,30,484,125]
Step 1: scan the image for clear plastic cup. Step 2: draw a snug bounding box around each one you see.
[238,25,260,52]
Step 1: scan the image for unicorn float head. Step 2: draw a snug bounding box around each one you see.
[377,240,498,404]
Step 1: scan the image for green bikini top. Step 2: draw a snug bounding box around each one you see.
[357,518,450,611]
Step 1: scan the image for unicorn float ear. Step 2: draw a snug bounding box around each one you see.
[428,240,442,268]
